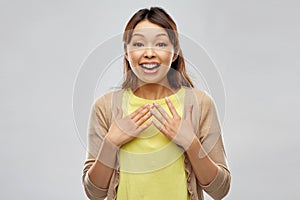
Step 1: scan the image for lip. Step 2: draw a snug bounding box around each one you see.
[139,62,160,74]
[139,62,160,65]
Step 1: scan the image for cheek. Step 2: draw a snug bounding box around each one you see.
[127,50,142,65]
[160,51,174,64]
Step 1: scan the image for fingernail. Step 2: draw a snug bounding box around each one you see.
[165,96,170,102]
[153,102,158,106]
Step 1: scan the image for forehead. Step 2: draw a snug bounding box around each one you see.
[132,20,169,38]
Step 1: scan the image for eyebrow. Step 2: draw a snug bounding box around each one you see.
[132,33,168,38]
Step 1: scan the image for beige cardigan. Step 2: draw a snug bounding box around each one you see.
[82,87,231,200]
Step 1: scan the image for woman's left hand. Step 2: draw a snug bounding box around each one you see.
[150,97,196,150]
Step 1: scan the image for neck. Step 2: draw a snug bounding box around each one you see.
[133,82,179,100]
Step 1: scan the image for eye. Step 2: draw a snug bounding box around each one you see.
[132,42,144,47]
[156,42,167,47]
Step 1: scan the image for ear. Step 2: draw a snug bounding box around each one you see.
[124,44,129,61]
[172,53,178,62]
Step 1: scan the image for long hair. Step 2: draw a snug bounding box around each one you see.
[121,7,194,90]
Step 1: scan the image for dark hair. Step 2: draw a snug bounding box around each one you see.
[121,7,194,90]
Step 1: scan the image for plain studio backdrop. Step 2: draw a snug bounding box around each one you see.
[1,0,299,199]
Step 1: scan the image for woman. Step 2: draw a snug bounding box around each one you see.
[82,7,230,200]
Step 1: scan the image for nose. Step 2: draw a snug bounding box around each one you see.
[143,47,156,58]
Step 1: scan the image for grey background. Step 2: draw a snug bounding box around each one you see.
[1,0,299,199]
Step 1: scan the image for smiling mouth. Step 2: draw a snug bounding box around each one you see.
[139,63,160,74]
[140,63,160,70]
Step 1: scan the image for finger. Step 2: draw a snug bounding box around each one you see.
[137,120,153,133]
[132,105,150,123]
[152,118,166,133]
[165,97,180,119]
[153,102,170,121]
[135,111,152,126]
[150,107,166,125]
[130,104,149,119]
[184,104,193,121]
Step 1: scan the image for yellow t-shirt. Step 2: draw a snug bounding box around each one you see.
[116,87,189,200]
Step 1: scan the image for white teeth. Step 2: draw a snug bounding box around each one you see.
[141,64,159,69]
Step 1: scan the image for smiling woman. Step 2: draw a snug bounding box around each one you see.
[82,7,231,200]
[125,21,176,88]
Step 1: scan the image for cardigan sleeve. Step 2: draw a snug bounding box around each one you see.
[82,94,112,200]
[196,91,231,200]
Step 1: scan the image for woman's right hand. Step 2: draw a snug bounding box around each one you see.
[106,104,152,147]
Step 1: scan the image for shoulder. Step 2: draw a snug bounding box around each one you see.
[184,87,214,107]
[93,89,125,110]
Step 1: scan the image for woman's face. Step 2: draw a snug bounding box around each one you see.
[125,20,177,86]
